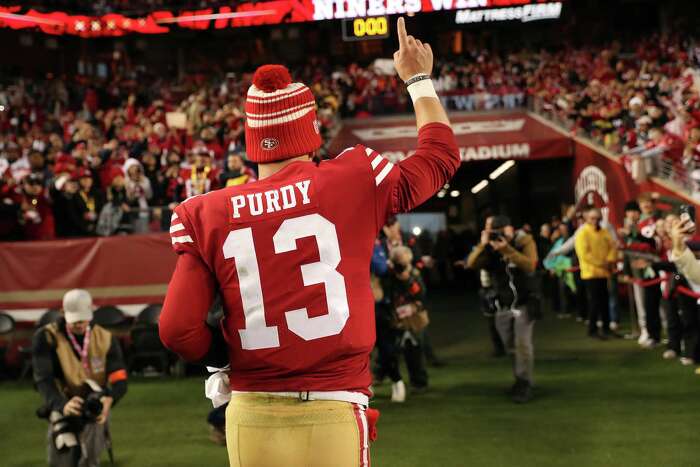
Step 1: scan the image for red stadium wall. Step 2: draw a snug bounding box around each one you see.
[0,233,175,310]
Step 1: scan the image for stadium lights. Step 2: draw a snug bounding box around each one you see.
[412,226,422,236]
[437,190,446,198]
[489,160,515,180]
[450,190,460,198]
[471,180,489,194]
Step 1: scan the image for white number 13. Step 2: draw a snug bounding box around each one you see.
[222,213,350,350]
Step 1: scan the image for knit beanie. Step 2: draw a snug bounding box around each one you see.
[244,65,322,163]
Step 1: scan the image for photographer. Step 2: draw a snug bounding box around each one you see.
[466,215,539,403]
[32,289,127,467]
[383,245,430,398]
[456,216,506,357]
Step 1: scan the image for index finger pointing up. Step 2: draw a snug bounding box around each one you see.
[397,17,408,49]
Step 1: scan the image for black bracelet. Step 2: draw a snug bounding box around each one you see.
[405,74,431,87]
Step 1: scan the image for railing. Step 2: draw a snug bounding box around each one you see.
[97,205,174,236]
[528,96,695,197]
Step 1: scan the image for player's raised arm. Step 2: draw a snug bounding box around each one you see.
[394,16,450,129]
[375,17,459,220]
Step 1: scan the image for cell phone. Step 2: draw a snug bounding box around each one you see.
[680,204,695,223]
[680,204,696,233]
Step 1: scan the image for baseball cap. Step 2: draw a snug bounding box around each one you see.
[62,289,94,324]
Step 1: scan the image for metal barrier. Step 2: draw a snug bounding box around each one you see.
[528,97,695,198]
[98,205,174,236]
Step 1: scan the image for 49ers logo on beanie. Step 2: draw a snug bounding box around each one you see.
[261,138,279,150]
[245,65,322,163]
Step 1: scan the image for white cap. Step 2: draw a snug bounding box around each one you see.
[62,289,94,324]
[629,96,643,108]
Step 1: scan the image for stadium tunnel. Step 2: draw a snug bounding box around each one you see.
[427,155,574,232]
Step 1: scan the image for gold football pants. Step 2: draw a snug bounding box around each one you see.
[225,393,370,467]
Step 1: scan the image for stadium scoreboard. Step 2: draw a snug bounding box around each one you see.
[342,16,389,41]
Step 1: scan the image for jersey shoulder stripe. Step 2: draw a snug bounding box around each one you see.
[361,146,397,186]
[374,161,394,186]
[170,208,194,248]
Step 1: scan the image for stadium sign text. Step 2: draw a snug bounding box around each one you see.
[455,2,562,24]
[380,144,530,163]
[460,144,530,161]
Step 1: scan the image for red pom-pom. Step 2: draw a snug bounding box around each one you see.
[253,65,292,92]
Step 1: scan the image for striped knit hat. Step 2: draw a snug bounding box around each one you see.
[244,65,321,163]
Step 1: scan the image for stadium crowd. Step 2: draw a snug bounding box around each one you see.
[530,35,700,193]
[2,33,700,241]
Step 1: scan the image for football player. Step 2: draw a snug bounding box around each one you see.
[159,17,459,467]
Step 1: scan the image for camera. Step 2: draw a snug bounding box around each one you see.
[489,230,504,242]
[81,391,104,422]
[393,262,407,274]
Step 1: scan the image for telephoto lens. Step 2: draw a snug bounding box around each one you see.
[81,392,104,422]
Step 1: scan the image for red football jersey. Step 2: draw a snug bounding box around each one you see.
[162,122,459,395]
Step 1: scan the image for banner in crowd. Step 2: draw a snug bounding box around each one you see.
[0,0,562,37]
[0,233,176,310]
[328,111,572,162]
[440,91,525,112]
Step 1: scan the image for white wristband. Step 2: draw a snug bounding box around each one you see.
[407,78,438,104]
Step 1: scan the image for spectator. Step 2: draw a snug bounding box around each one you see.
[162,151,183,205]
[670,217,700,369]
[50,168,83,238]
[634,193,662,347]
[141,151,166,206]
[370,236,404,400]
[18,173,55,241]
[544,223,577,319]
[73,168,103,236]
[123,158,152,233]
[97,167,129,236]
[574,207,618,340]
[654,213,686,361]
[0,168,20,240]
[219,153,257,187]
[175,148,218,201]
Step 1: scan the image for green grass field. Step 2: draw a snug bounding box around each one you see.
[2,292,699,467]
